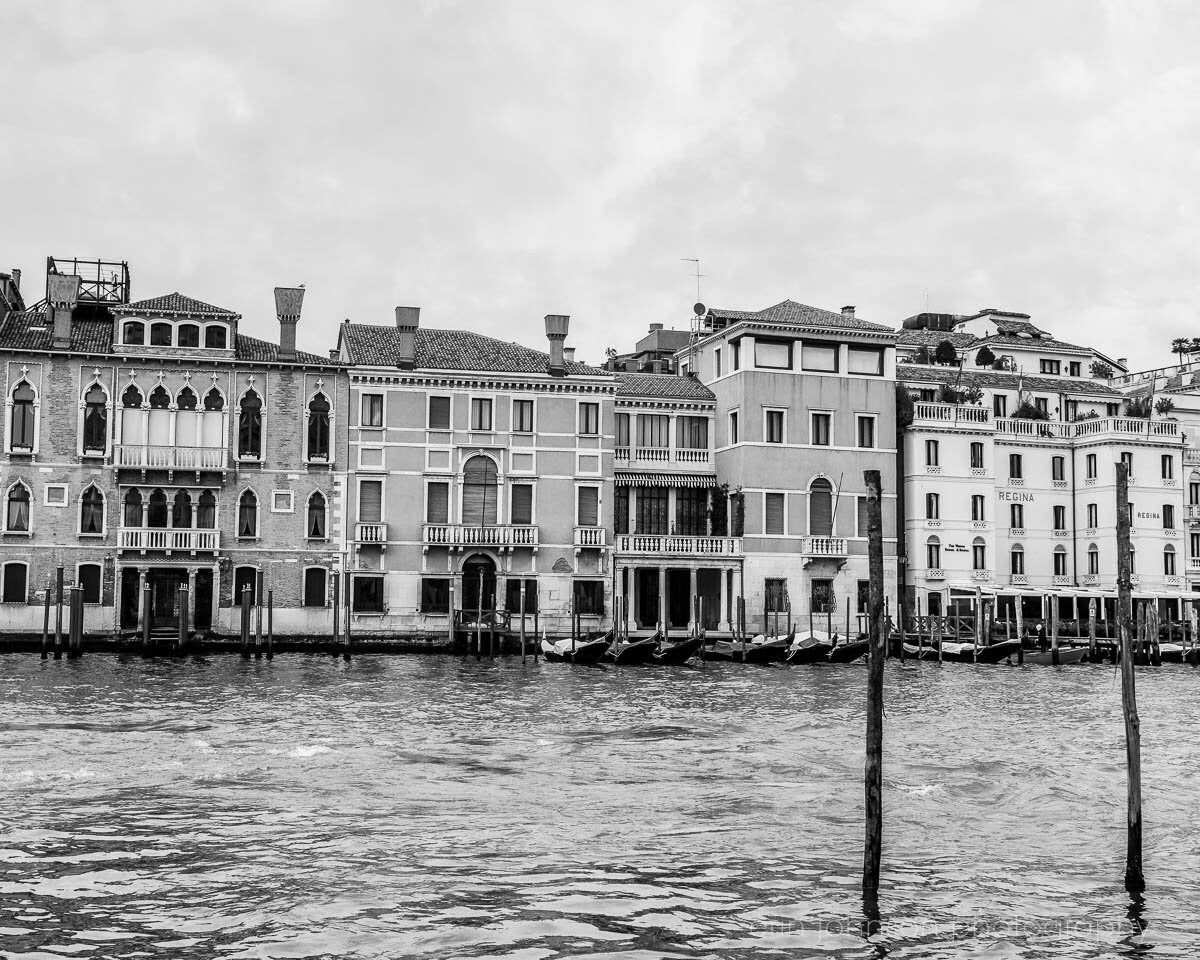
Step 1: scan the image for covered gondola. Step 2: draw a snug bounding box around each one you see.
[541,631,613,665]
[653,634,705,665]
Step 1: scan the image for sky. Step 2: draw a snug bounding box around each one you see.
[2,0,1198,371]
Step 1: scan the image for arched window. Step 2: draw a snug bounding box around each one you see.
[307,491,327,539]
[1088,543,1099,575]
[238,490,258,538]
[972,537,986,571]
[123,489,143,527]
[176,387,197,410]
[122,385,143,408]
[121,384,145,447]
[177,323,200,347]
[175,387,199,449]
[82,384,108,454]
[149,386,170,409]
[10,381,35,451]
[462,455,499,525]
[172,490,192,529]
[307,392,330,461]
[239,390,262,459]
[1164,545,1176,576]
[303,567,328,607]
[150,322,172,346]
[205,325,228,349]
[203,388,224,411]
[1010,544,1024,575]
[196,491,217,528]
[147,489,168,528]
[1053,545,1068,577]
[1130,547,1136,575]
[925,535,940,569]
[123,320,145,345]
[80,485,104,535]
[810,478,833,537]
[5,482,30,532]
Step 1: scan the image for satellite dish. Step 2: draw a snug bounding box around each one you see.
[693,302,706,317]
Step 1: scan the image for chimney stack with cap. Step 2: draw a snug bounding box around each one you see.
[841,305,856,319]
[274,286,305,361]
[395,306,420,370]
[11,269,20,292]
[48,273,81,349]
[545,314,570,376]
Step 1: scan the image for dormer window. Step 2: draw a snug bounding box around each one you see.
[123,321,145,345]
[178,323,200,347]
[205,325,228,349]
[150,322,172,346]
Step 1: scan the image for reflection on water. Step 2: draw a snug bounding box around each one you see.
[1,655,1198,958]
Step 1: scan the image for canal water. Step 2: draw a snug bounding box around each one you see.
[1,655,1198,959]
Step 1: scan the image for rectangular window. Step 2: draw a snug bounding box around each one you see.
[637,414,669,448]
[800,341,838,372]
[44,484,68,507]
[271,491,294,513]
[1087,503,1098,528]
[674,488,707,536]
[811,413,831,446]
[577,487,599,526]
[1009,454,1023,479]
[303,568,327,607]
[1069,361,1081,377]
[732,340,740,370]
[765,578,788,612]
[857,579,870,613]
[1011,503,1024,529]
[505,577,538,614]
[1052,456,1065,482]
[1034,397,1049,415]
[728,411,739,444]
[970,442,983,469]
[1164,505,1175,529]
[1191,482,1200,506]
[1011,550,1025,575]
[811,579,834,614]
[361,393,383,427]
[971,495,984,521]
[359,479,383,524]
[1162,455,1174,480]
[847,346,883,376]
[677,416,708,450]
[426,481,449,524]
[856,415,875,449]
[856,497,869,537]
[615,486,629,534]
[1054,551,1067,576]
[1040,359,1061,375]
[615,412,630,449]
[78,564,101,604]
[1089,550,1099,575]
[636,487,668,534]
[1065,400,1079,421]
[918,389,936,402]
[1086,454,1097,479]
[352,576,385,613]
[574,580,605,616]
[973,543,986,571]
[1107,403,1120,416]
[578,402,599,435]
[993,394,1008,418]
[925,493,939,519]
[470,398,493,431]
[513,399,534,433]
[420,577,450,614]
[764,492,785,534]
[1192,532,1200,557]
[1120,452,1134,479]
[511,484,533,525]
[1053,505,1066,530]
[765,409,785,444]
[925,439,939,466]
[755,339,792,369]
[714,348,722,378]
[926,541,940,569]
[428,395,451,429]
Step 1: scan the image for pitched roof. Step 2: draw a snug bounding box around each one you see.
[114,292,240,317]
[342,323,608,376]
[0,309,113,352]
[235,334,339,366]
[896,329,978,349]
[977,333,1092,355]
[615,371,715,401]
[899,363,1122,397]
[991,318,1046,337]
[708,299,894,333]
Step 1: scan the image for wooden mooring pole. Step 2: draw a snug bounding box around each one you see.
[266,589,274,661]
[332,571,341,656]
[239,585,251,659]
[1050,595,1060,666]
[177,585,188,657]
[520,580,527,664]
[68,587,83,658]
[1116,463,1144,893]
[862,469,885,920]
[40,579,51,660]
[343,569,352,662]
[54,566,64,660]
[254,570,264,660]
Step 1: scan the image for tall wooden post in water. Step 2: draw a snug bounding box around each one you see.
[862,469,885,915]
[1116,463,1144,893]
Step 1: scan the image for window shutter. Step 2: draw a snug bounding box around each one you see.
[462,457,497,525]
[765,493,785,534]
[359,480,383,523]
[857,497,869,537]
[810,481,833,536]
[577,487,598,526]
[510,485,532,525]
[428,396,451,429]
[427,482,449,523]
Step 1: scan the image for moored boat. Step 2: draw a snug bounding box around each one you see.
[827,638,870,663]
[1022,646,1088,666]
[900,641,940,661]
[653,634,705,665]
[607,633,661,665]
[785,634,834,664]
[541,631,613,665]
[744,630,793,665]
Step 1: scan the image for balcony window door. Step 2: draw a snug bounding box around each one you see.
[636,487,668,535]
[462,456,498,526]
[677,416,707,451]
[197,491,216,528]
[202,389,224,447]
[810,479,833,537]
[675,487,707,536]
[148,386,171,447]
[124,489,142,527]
[80,486,104,535]
[82,385,108,454]
[10,382,35,451]
[577,487,599,527]
[637,415,669,457]
[121,386,144,446]
[172,491,193,529]
[359,480,383,525]
[175,387,199,448]
[147,489,168,528]
[510,484,532,526]
[307,393,331,460]
[615,486,629,534]
[239,390,263,459]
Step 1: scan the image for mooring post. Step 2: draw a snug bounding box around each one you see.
[1088,597,1097,661]
[141,581,151,653]
[1051,595,1060,666]
[254,570,264,660]
[40,579,51,660]
[177,585,188,657]
[570,594,576,656]
[266,589,274,661]
[533,602,540,662]
[898,599,906,661]
[520,580,527,664]
[1015,594,1025,664]
[862,469,885,921]
[68,587,82,658]
[240,585,251,659]
[54,566,65,660]
[475,570,483,661]
[447,577,455,652]
[331,570,341,656]
[936,615,944,664]
[1116,462,1144,893]
[973,586,982,662]
[343,569,352,662]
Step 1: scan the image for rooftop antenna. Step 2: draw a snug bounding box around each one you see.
[681,259,708,377]
[681,258,705,301]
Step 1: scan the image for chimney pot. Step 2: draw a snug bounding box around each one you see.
[48,273,81,349]
[841,305,856,318]
[649,322,664,331]
[11,268,20,292]
[395,305,420,369]
[545,314,569,375]
[564,346,576,362]
[274,286,305,360]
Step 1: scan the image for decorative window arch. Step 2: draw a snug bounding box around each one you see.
[205,324,228,349]
[462,455,499,526]
[122,384,143,408]
[123,488,143,527]
[1,561,28,603]
[809,477,834,537]
[1052,545,1068,576]
[925,535,940,569]
[172,490,193,529]
[176,386,198,410]
[122,320,145,345]
[150,321,172,346]
[5,480,31,533]
[307,391,331,461]
[80,484,105,536]
[1088,542,1100,575]
[9,379,37,453]
[303,566,328,607]
[177,323,200,348]
[203,387,225,410]
[237,489,258,538]
[1010,543,1024,575]
[149,385,171,409]
[971,536,986,571]
[238,389,262,459]
[306,491,327,540]
[1164,544,1176,576]
[81,382,109,454]
[196,490,217,528]
[147,488,168,528]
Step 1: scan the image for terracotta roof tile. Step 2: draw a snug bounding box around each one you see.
[708,299,894,333]
[0,309,113,352]
[235,334,339,366]
[615,372,715,401]
[899,363,1122,397]
[115,292,240,317]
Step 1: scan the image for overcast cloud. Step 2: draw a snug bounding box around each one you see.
[2,0,1197,370]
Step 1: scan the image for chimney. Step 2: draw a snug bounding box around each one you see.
[274,286,305,361]
[329,349,339,360]
[545,314,569,376]
[1117,358,1127,369]
[395,305,420,370]
[11,268,20,292]
[48,273,81,349]
[649,322,664,331]
[564,346,576,363]
[841,305,856,319]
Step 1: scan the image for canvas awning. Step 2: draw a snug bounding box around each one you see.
[614,472,718,488]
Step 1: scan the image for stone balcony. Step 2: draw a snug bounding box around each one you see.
[422,524,539,547]
[804,537,848,558]
[356,522,388,543]
[574,526,607,548]
[615,446,711,468]
[116,443,227,472]
[118,528,220,554]
[615,534,742,557]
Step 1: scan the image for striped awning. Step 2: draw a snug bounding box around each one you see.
[614,472,719,488]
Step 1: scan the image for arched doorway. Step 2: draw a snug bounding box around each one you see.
[461,555,496,614]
